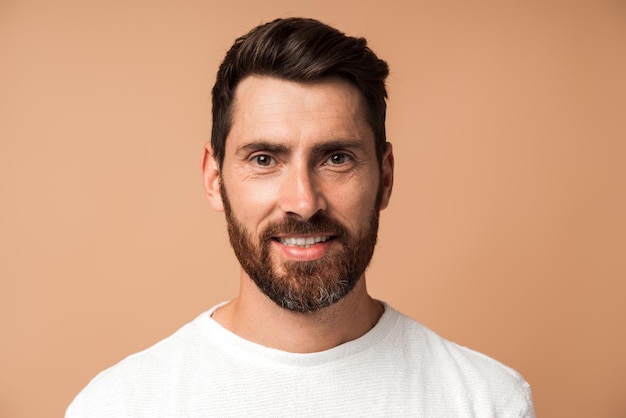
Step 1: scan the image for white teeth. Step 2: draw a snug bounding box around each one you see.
[279,236,330,248]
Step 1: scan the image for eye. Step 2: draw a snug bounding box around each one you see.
[326,153,351,165]
[252,154,274,167]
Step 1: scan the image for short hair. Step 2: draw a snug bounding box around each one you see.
[211,17,390,168]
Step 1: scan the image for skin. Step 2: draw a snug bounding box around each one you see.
[202,75,394,353]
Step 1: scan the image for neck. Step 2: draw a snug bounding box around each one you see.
[212,271,384,353]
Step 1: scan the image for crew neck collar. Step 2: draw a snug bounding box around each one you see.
[194,301,400,367]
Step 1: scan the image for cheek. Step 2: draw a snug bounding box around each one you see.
[225,180,279,226]
[329,183,379,227]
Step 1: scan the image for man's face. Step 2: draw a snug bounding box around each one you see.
[216,76,392,313]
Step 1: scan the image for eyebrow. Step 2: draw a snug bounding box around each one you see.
[236,139,364,157]
[311,139,364,155]
[236,141,290,156]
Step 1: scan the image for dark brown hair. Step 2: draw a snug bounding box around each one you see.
[210,17,390,167]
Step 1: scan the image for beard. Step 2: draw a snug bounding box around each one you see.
[221,182,381,314]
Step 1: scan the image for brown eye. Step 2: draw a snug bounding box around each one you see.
[327,153,350,165]
[253,154,274,167]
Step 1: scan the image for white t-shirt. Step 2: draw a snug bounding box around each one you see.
[67,302,535,417]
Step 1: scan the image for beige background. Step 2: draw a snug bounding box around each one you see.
[2,0,625,417]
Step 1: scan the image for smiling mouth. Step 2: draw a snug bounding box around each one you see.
[275,236,333,248]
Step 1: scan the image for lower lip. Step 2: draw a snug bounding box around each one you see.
[272,239,335,261]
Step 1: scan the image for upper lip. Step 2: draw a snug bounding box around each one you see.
[276,236,333,246]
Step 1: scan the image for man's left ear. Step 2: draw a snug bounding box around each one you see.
[201,142,225,212]
[379,142,394,211]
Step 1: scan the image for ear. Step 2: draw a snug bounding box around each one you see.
[378,142,394,211]
[201,142,225,212]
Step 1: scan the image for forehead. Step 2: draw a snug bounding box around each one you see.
[227,76,373,149]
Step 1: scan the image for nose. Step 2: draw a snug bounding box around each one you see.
[278,164,327,220]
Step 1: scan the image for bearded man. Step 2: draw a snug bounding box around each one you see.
[67,17,535,417]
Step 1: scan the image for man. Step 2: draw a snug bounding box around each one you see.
[68,18,535,417]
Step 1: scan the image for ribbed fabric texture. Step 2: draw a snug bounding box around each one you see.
[67,302,535,417]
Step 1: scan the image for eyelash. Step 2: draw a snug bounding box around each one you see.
[325,152,351,165]
[249,152,353,168]
[251,154,275,167]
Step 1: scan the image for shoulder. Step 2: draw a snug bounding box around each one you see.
[384,305,535,417]
[66,310,216,417]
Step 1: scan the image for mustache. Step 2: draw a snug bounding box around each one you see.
[261,213,347,239]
